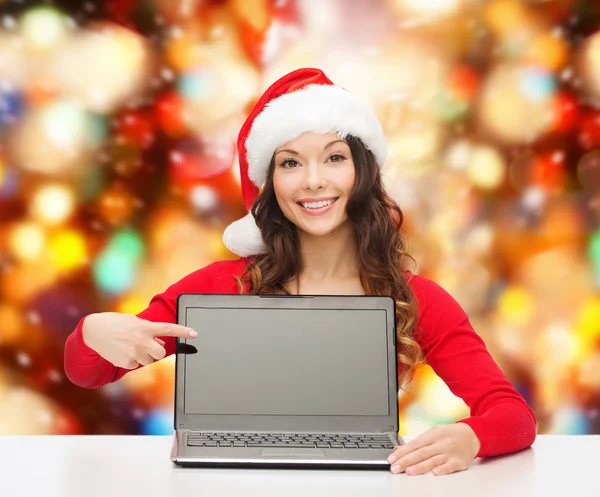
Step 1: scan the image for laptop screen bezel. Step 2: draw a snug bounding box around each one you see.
[174,293,399,434]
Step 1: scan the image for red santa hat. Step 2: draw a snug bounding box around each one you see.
[222,67,388,257]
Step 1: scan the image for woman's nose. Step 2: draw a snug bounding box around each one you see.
[302,163,326,190]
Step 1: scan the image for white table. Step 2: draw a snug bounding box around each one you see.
[0,434,597,497]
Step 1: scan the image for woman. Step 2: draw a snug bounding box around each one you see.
[64,68,537,476]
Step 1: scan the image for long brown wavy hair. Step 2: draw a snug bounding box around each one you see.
[234,135,425,391]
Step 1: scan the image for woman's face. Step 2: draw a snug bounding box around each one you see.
[272,131,355,237]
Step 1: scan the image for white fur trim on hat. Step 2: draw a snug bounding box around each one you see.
[222,211,268,257]
[245,84,388,187]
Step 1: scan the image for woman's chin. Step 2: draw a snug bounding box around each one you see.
[296,219,348,238]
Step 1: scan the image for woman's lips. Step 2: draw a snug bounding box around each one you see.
[296,197,339,216]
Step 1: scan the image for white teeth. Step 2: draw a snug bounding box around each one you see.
[300,199,335,209]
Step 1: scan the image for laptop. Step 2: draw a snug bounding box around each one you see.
[170,293,403,468]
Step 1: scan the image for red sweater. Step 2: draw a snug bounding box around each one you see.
[64,257,537,458]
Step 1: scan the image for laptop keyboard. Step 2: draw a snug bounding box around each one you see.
[187,432,395,449]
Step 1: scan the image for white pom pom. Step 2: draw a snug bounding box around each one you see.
[222,212,268,257]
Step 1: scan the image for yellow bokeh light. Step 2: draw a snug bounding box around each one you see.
[20,7,68,50]
[8,222,46,262]
[483,0,532,35]
[165,30,201,71]
[47,229,88,272]
[117,296,148,315]
[112,27,149,75]
[0,157,5,185]
[498,286,535,325]
[573,298,600,348]
[526,31,568,72]
[30,184,75,225]
[467,145,506,190]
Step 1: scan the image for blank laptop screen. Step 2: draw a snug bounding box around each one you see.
[183,308,391,416]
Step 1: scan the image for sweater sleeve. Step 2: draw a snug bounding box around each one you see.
[408,274,537,458]
[63,261,236,389]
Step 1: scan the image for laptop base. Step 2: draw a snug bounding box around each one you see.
[171,432,401,469]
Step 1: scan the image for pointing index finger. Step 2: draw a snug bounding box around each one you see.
[152,323,197,338]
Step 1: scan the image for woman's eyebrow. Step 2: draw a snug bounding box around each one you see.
[324,139,347,149]
[275,140,347,156]
[276,148,299,155]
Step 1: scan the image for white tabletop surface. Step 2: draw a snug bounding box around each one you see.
[0,434,597,497]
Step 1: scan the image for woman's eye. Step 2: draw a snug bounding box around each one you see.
[329,154,346,163]
[281,159,299,168]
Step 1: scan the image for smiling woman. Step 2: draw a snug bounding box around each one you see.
[64,68,537,477]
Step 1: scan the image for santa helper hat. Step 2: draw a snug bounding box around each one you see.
[222,68,388,258]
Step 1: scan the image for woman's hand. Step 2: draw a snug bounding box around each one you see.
[387,423,481,476]
[82,312,197,369]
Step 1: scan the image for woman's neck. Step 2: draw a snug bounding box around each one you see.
[297,223,360,282]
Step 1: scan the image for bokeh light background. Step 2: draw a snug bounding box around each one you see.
[1,0,600,437]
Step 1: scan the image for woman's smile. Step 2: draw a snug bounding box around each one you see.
[296,196,339,216]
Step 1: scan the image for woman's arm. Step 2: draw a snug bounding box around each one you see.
[409,274,537,458]
[63,296,178,389]
[63,260,237,389]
